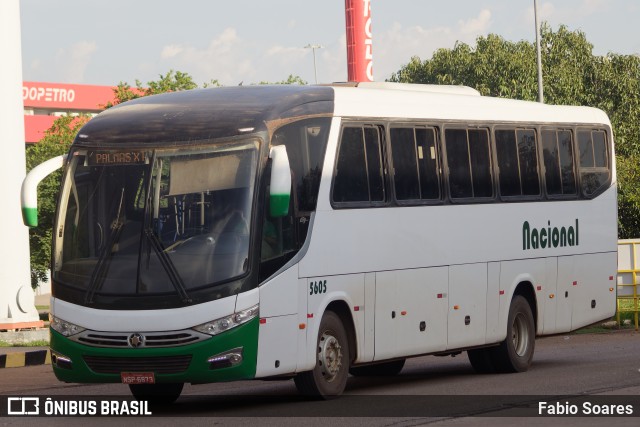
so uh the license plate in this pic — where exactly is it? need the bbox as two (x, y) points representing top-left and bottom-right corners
(120, 372), (155, 384)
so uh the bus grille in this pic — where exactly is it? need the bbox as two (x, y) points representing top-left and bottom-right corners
(83, 355), (192, 374)
(73, 330), (207, 348)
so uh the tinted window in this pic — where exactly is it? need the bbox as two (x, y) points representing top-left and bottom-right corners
(390, 128), (420, 200)
(445, 128), (492, 200)
(577, 129), (610, 197)
(541, 129), (576, 196)
(445, 129), (472, 199)
(390, 127), (440, 201)
(364, 127), (385, 202)
(495, 129), (539, 197)
(333, 126), (385, 204)
(495, 130), (520, 196)
(416, 128), (440, 200)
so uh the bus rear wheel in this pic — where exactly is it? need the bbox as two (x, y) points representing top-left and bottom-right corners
(492, 295), (535, 373)
(294, 311), (349, 399)
(129, 383), (184, 405)
(349, 359), (406, 376)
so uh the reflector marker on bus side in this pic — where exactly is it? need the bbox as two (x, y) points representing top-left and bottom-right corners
(354, 306), (361, 311)
(573, 281), (578, 286)
(299, 324), (306, 330)
(259, 318), (267, 325)
(437, 293), (447, 299)
(307, 313), (313, 318)
(401, 311), (407, 316)
(609, 276), (614, 281)
(549, 294), (555, 299)
(499, 290), (505, 295)
(537, 286), (542, 291)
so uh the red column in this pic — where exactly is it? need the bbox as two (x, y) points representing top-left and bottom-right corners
(345, 0), (373, 82)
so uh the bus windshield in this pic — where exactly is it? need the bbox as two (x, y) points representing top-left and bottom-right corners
(53, 140), (259, 305)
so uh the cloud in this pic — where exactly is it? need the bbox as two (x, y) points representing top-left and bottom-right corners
(161, 44), (184, 59)
(373, 10), (493, 81)
(158, 28), (253, 85)
(55, 40), (97, 83)
(458, 9), (492, 35)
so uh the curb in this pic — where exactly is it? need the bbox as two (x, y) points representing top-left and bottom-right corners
(0, 349), (51, 368)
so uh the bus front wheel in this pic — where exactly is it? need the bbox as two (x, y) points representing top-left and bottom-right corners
(294, 311), (349, 399)
(492, 295), (535, 373)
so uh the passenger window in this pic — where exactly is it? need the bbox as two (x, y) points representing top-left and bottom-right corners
(445, 128), (492, 200)
(333, 126), (385, 204)
(541, 129), (576, 197)
(577, 129), (610, 197)
(495, 129), (540, 197)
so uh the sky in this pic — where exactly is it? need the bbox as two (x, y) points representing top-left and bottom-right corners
(18, 0), (640, 87)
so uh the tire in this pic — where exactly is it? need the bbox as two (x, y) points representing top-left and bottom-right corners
(467, 348), (496, 374)
(491, 295), (535, 373)
(349, 359), (405, 377)
(129, 383), (184, 405)
(294, 311), (350, 399)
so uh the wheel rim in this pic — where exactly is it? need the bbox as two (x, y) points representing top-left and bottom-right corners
(318, 331), (342, 382)
(511, 312), (530, 357)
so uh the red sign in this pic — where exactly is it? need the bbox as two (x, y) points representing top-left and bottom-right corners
(345, 0), (373, 82)
(23, 115), (56, 143)
(22, 81), (114, 111)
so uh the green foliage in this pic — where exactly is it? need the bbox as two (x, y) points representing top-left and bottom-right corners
(257, 74), (308, 85)
(390, 24), (640, 238)
(26, 115), (89, 288)
(103, 70), (199, 108)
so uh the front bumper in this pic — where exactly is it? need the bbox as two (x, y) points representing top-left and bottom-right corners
(50, 317), (259, 384)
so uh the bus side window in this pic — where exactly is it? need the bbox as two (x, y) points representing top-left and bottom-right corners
(390, 126), (441, 202)
(542, 129), (577, 197)
(495, 128), (540, 198)
(577, 129), (610, 198)
(333, 126), (385, 205)
(445, 128), (492, 200)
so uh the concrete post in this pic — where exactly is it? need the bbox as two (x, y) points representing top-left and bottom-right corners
(0, 0), (42, 329)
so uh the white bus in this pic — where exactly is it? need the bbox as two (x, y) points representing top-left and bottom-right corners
(22, 83), (617, 401)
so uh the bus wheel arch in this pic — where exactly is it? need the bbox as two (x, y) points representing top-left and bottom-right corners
(512, 281), (538, 332)
(294, 308), (351, 398)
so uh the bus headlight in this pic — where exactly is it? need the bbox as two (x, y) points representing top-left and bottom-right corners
(50, 315), (86, 337)
(192, 304), (259, 336)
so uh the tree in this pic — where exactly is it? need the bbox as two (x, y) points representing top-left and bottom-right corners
(390, 24), (640, 238)
(103, 69), (199, 108)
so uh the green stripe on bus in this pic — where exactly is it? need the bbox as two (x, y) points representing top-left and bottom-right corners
(270, 194), (290, 217)
(22, 207), (38, 228)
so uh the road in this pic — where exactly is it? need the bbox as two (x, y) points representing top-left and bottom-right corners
(1, 329), (639, 426)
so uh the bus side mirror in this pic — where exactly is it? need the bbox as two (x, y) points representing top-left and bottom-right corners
(21, 154), (67, 227)
(268, 146), (291, 218)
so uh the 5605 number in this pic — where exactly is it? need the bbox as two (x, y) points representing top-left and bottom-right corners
(309, 280), (327, 295)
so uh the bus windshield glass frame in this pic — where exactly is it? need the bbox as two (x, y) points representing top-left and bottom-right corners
(52, 139), (260, 307)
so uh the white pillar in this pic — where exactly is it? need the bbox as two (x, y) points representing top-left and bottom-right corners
(0, 0), (41, 326)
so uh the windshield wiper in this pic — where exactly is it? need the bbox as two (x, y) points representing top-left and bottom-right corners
(143, 229), (193, 304)
(85, 188), (126, 304)
(137, 152), (192, 305)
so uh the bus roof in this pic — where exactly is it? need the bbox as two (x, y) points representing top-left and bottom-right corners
(73, 83), (611, 146)
(331, 84), (610, 127)
(73, 85), (334, 145)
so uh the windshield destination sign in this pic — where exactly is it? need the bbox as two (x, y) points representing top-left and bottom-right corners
(87, 151), (147, 166)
